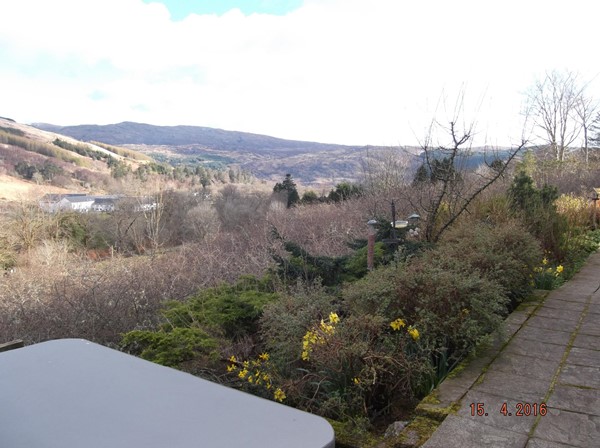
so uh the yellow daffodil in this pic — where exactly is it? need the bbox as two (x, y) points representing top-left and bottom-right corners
(542, 258), (548, 265)
(238, 368), (248, 379)
(227, 364), (237, 372)
(329, 312), (340, 324)
(258, 352), (270, 362)
(353, 377), (360, 385)
(556, 265), (564, 274)
(390, 318), (406, 331)
(274, 388), (286, 402)
(229, 355), (237, 363)
(408, 326), (420, 341)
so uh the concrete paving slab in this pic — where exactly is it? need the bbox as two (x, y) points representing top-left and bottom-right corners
(526, 438), (579, 447)
(513, 326), (572, 346)
(533, 307), (582, 322)
(526, 315), (575, 332)
(487, 352), (559, 382)
(542, 299), (587, 311)
(421, 414), (529, 448)
(505, 311), (533, 326)
(578, 319), (600, 337)
(546, 292), (590, 303)
(558, 364), (600, 388)
(532, 408), (600, 447)
(571, 333), (600, 351)
(502, 339), (566, 363)
(565, 347), (600, 368)
(473, 370), (549, 402)
(587, 303), (600, 315)
(457, 390), (540, 434)
(547, 385), (600, 416)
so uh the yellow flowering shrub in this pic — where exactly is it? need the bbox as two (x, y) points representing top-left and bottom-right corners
(226, 352), (285, 402)
(301, 312), (339, 361)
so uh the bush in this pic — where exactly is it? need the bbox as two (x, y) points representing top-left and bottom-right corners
(159, 276), (278, 340)
(121, 327), (218, 367)
(435, 220), (542, 305)
(259, 281), (338, 374)
(342, 247), (511, 408)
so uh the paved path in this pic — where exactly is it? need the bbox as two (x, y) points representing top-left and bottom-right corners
(422, 252), (600, 448)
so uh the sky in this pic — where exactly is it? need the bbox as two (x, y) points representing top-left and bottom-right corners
(1, 0), (599, 147)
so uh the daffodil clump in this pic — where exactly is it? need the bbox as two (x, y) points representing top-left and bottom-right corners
(390, 317), (420, 341)
(226, 353), (286, 402)
(302, 312), (340, 361)
(531, 256), (564, 290)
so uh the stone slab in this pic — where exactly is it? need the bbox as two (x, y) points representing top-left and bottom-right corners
(457, 390), (540, 434)
(513, 326), (572, 346)
(527, 315), (576, 333)
(547, 385), (600, 416)
(558, 364), (600, 388)
(503, 338), (566, 363)
(532, 407), (600, 447)
(542, 299), (587, 312)
(505, 311), (533, 326)
(473, 370), (549, 402)
(421, 414), (528, 448)
(578, 319), (600, 337)
(534, 307), (582, 322)
(487, 352), (558, 382)
(566, 347), (600, 368)
(587, 304), (600, 315)
(571, 333), (600, 351)
(526, 438), (579, 447)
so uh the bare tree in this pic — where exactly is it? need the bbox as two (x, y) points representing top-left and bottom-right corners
(577, 98), (600, 164)
(411, 117), (525, 243)
(525, 70), (587, 161)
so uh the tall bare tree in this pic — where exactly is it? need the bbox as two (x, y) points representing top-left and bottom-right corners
(525, 70), (587, 162)
(576, 96), (599, 164)
(411, 116), (525, 242)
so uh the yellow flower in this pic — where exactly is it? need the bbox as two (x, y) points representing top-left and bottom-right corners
(243, 360), (249, 368)
(556, 265), (564, 274)
(353, 377), (360, 385)
(390, 318), (406, 331)
(274, 388), (286, 402)
(542, 258), (548, 265)
(258, 352), (270, 362)
(301, 350), (310, 361)
(229, 355), (237, 363)
(238, 368), (248, 379)
(408, 326), (420, 341)
(227, 364), (237, 372)
(320, 320), (335, 334)
(329, 312), (340, 324)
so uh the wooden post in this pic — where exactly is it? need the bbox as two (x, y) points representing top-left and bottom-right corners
(592, 189), (599, 230)
(367, 220), (377, 271)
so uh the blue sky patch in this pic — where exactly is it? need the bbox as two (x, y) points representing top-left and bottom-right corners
(144, 0), (303, 20)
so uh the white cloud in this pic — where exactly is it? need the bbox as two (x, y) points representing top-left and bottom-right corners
(0, 0), (599, 145)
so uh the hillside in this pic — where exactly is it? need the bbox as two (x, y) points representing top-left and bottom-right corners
(0, 118), (154, 200)
(32, 121), (416, 185)
(32, 122), (357, 153)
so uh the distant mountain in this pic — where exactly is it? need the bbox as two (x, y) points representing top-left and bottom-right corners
(30, 121), (422, 185)
(31, 122), (358, 154)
